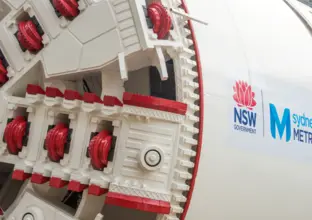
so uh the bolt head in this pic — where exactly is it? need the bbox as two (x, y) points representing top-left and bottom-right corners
(23, 213), (34, 220)
(145, 150), (161, 166)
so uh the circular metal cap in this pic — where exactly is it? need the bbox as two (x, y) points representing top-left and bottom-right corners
(23, 213), (35, 220)
(18, 206), (44, 220)
(139, 146), (164, 171)
(144, 150), (161, 167)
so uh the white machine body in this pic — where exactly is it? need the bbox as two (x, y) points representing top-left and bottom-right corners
(0, 0), (310, 220)
(187, 0), (312, 219)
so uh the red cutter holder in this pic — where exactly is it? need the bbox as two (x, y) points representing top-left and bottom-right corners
(147, 2), (172, 39)
(4, 116), (28, 155)
(88, 130), (112, 170)
(45, 123), (70, 162)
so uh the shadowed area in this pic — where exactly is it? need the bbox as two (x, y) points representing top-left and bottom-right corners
(102, 204), (157, 220)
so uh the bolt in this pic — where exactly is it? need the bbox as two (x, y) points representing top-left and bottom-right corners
(150, 154), (157, 162)
(23, 213), (34, 220)
(145, 150), (161, 167)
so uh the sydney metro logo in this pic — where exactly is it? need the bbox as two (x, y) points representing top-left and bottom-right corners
(233, 81), (257, 134)
(270, 104), (312, 143)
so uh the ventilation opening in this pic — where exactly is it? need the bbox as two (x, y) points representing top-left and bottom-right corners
(0, 49), (9, 85)
(124, 60), (176, 100)
(124, 66), (150, 96)
(15, 107), (30, 147)
(82, 73), (102, 97)
(62, 190), (82, 210)
(298, 0), (312, 7)
(102, 205), (157, 220)
(150, 60), (176, 100)
(15, 10), (31, 22)
(7, 62), (44, 97)
(74, 192), (106, 220)
(0, 1), (11, 21)
(108, 135), (117, 162)
(0, 50), (8, 70)
(12, 106), (28, 118)
(0, 162), (25, 212)
(31, 184), (76, 216)
(52, 113), (70, 127)
(145, 0), (158, 4)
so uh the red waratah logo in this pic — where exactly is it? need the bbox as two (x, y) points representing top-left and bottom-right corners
(233, 81), (257, 110)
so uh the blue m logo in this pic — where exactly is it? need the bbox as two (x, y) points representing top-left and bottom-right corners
(269, 104), (291, 142)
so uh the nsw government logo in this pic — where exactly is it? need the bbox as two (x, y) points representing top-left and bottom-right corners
(269, 104), (312, 144)
(233, 81), (257, 134)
